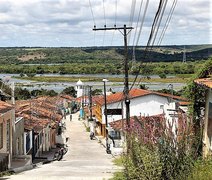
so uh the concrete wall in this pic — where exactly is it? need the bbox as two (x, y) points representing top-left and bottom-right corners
(42, 125), (51, 152)
(13, 117), (24, 156)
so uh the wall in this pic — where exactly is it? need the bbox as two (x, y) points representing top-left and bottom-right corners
(13, 117), (24, 156)
(42, 125), (51, 152)
(100, 94), (168, 124)
(0, 109), (14, 168)
(203, 88), (212, 157)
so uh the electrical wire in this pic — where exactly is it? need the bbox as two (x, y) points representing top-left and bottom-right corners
(102, 0), (106, 46)
(111, 0), (118, 46)
(130, 0), (167, 90)
(128, 0), (137, 45)
(157, 0), (177, 45)
(131, 0), (144, 61)
(151, 0), (168, 46)
(88, 0), (96, 26)
(102, 0), (106, 26)
(135, 0), (150, 47)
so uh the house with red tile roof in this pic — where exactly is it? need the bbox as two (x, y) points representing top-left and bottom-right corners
(15, 96), (64, 160)
(108, 114), (165, 155)
(0, 100), (14, 171)
(194, 78), (212, 157)
(95, 88), (188, 137)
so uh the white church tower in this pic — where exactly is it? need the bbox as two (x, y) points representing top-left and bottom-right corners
(75, 79), (84, 98)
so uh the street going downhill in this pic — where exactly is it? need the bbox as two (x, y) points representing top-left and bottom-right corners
(6, 112), (120, 180)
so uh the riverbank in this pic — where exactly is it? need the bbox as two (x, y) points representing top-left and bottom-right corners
(13, 75), (191, 84)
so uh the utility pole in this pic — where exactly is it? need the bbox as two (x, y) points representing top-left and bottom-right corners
(88, 85), (93, 121)
(93, 25), (133, 129)
(183, 45), (186, 63)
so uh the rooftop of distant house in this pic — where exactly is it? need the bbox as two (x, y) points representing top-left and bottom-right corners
(0, 100), (13, 114)
(95, 88), (187, 106)
(194, 78), (212, 88)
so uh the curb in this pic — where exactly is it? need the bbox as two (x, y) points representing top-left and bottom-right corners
(9, 159), (55, 174)
(9, 164), (35, 173)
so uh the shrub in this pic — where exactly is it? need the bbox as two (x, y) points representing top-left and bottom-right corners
(188, 157), (212, 180)
(122, 114), (196, 180)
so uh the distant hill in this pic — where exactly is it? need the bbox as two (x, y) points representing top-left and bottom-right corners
(0, 44), (211, 64)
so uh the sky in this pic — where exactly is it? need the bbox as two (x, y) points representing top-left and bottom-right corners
(0, 0), (211, 47)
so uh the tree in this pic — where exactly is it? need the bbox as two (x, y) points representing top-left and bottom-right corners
(183, 59), (212, 156)
(139, 84), (149, 90)
(15, 88), (31, 100)
(92, 88), (103, 96)
(61, 86), (77, 97)
(159, 73), (167, 79)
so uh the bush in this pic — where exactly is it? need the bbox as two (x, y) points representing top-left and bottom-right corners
(159, 73), (167, 79)
(188, 158), (212, 180)
(121, 115), (196, 180)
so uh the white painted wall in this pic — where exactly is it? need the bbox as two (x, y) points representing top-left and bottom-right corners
(100, 94), (169, 124)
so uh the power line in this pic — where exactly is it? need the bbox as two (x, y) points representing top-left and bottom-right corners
(111, 0), (118, 46)
(151, 0), (168, 46)
(130, 0), (168, 90)
(157, 0), (177, 45)
(132, 0), (144, 61)
(102, 0), (106, 26)
(135, 0), (150, 47)
(128, 0), (137, 44)
(115, 0), (118, 26)
(88, 0), (96, 26)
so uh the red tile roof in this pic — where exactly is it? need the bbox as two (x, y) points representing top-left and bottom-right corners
(60, 94), (75, 101)
(194, 78), (212, 88)
(96, 88), (187, 106)
(109, 114), (164, 131)
(0, 101), (13, 113)
(178, 101), (190, 106)
(15, 96), (66, 132)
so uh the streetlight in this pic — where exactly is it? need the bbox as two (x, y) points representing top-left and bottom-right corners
(103, 79), (111, 154)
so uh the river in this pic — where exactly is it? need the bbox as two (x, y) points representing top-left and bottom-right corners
(0, 73), (185, 93)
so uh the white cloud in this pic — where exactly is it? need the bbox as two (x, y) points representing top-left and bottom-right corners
(0, 0), (211, 46)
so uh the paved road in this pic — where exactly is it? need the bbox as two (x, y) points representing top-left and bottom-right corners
(6, 112), (120, 180)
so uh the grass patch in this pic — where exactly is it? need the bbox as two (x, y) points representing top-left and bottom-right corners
(13, 76), (188, 83)
(113, 156), (124, 166)
(188, 157), (212, 180)
(0, 171), (14, 177)
(110, 172), (126, 180)
(176, 74), (194, 78)
(110, 156), (125, 180)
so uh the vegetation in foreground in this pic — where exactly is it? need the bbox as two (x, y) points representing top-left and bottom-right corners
(111, 60), (212, 180)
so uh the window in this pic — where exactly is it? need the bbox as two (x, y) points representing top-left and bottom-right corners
(0, 123), (3, 149)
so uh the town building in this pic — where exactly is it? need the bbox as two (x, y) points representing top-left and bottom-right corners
(0, 101), (14, 171)
(95, 88), (187, 137)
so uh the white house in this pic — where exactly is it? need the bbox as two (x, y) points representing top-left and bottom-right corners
(95, 88), (187, 137)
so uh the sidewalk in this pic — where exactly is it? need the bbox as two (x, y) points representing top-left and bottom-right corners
(6, 111), (122, 179)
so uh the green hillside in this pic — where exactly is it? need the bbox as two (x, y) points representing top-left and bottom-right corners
(0, 45), (211, 65)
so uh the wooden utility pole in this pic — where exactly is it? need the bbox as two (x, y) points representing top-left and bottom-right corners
(93, 25), (133, 129)
(88, 85), (93, 120)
